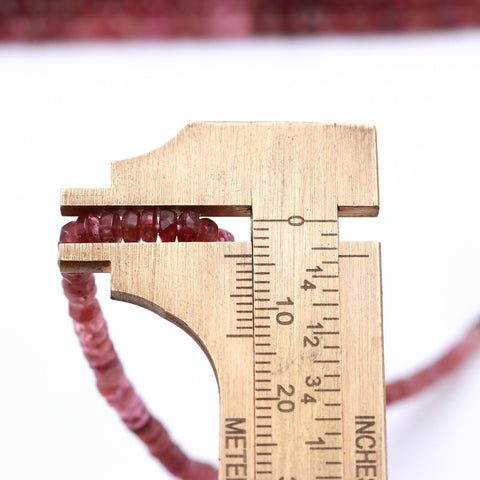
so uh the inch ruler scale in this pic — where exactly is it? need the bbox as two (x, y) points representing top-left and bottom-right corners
(59, 122), (387, 480)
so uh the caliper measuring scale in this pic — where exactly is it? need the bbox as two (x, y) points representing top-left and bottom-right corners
(59, 122), (387, 480)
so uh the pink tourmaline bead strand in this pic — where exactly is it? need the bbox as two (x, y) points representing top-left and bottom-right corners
(66, 209), (227, 244)
(386, 319), (480, 405)
(60, 209), (232, 480)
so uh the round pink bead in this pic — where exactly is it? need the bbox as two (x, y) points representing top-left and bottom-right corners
(198, 218), (218, 242)
(217, 228), (235, 242)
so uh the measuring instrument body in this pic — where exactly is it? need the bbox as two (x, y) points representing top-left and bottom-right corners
(60, 122), (387, 480)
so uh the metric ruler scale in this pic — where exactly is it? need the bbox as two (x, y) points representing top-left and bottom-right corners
(59, 122), (387, 480)
(251, 217), (342, 480)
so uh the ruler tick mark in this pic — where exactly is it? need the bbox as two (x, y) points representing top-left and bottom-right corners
(311, 447), (342, 450)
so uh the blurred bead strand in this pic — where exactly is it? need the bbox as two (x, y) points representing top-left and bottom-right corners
(386, 318), (480, 405)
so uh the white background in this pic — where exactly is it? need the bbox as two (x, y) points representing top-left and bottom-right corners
(0, 31), (479, 479)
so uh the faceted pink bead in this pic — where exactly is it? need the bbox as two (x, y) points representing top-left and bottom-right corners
(141, 210), (158, 242)
(198, 218), (218, 242)
(85, 213), (101, 242)
(74, 314), (104, 337)
(122, 210), (141, 242)
(85, 347), (117, 369)
(59, 221), (76, 244)
(99, 212), (122, 243)
(82, 336), (113, 357)
(62, 273), (95, 297)
(69, 298), (101, 323)
(98, 373), (129, 399)
(159, 210), (177, 242)
(95, 360), (124, 389)
(74, 215), (88, 242)
(217, 228), (235, 242)
(121, 398), (150, 431)
(63, 281), (97, 305)
(177, 210), (200, 242)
